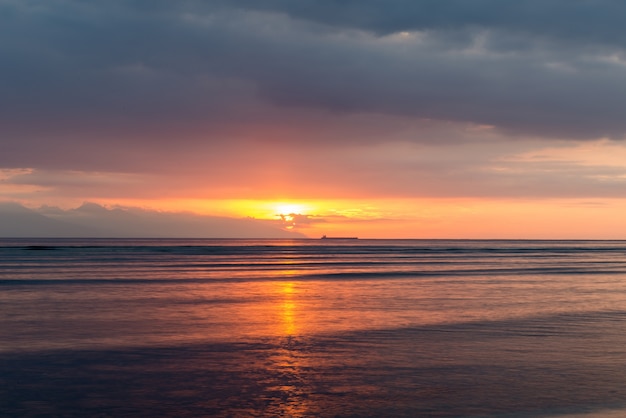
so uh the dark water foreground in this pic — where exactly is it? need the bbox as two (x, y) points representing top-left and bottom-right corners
(3, 314), (626, 417)
(3, 239), (626, 416)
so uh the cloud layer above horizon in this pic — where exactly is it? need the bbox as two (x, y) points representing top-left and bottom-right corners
(3, 0), (626, 213)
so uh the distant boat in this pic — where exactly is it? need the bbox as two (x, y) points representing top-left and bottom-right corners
(320, 235), (358, 240)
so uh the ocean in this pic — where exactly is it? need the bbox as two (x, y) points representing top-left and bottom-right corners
(2, 238), (626, 417)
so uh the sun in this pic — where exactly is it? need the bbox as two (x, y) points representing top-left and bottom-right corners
(273, 202), (309, 216)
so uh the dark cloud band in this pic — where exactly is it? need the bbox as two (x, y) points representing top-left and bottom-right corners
(2, 0), (626, 173)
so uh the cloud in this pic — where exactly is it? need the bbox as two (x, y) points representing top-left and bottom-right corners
(2, 0), (626, 166)
(276, 213), (326, 229)
(5, 137), (626, 203)
(224, 0), (626, 46)
(3, 0), (626, 209)
(0, 201), (306, 238)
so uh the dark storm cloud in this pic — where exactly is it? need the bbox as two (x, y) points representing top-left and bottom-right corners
(223, 0), (626, 47)
(2, 0), (626, 171)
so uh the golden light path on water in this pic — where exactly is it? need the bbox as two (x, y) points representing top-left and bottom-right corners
(267, 280), (313, 417)
(280, 281), (298, 336)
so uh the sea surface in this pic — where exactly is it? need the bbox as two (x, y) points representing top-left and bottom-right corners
(2, 239), (626, 417)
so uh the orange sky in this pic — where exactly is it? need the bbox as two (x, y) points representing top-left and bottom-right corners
(157, 198), (626, 239)
(4, 137), (626, 238)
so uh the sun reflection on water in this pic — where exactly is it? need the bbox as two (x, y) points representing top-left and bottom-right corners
(266, 280), (317, 416)
(279, 282), (298, 336)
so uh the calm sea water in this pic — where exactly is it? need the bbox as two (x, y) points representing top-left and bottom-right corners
(2, 239), (626, 417)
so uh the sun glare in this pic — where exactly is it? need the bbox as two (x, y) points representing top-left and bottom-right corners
(273, 202), (309, 216)
(224, 200), (317, 219)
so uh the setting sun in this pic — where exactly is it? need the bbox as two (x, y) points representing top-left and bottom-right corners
(272, 202), (310, 216)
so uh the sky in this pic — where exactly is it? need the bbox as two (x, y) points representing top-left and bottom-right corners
(3, 0), (626, 238)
